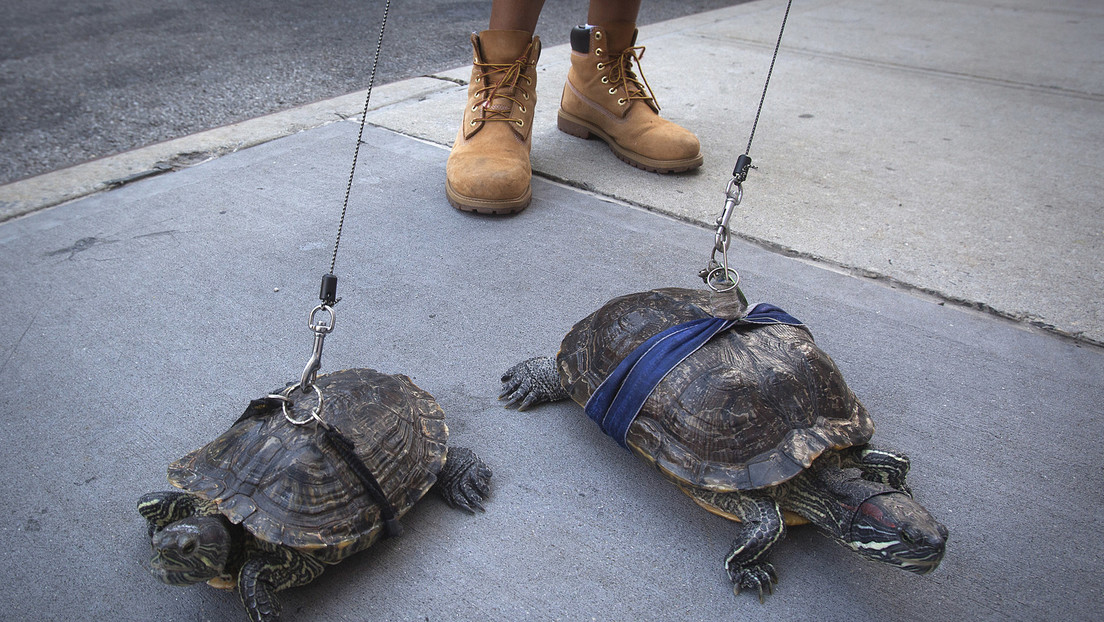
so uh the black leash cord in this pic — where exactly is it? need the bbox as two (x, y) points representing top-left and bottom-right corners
(703, 0), (794, 291)
(734, 0), (793, 181)
(329, 0), (392, 280)
(300, 0), (392, 389)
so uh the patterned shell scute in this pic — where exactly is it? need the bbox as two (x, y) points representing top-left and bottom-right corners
(558, 288), (873, 492)
(168, 368), (448, 563)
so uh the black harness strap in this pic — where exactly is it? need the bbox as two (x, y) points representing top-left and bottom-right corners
(318, 421), (404, 537)
(233, 396), (404, 538)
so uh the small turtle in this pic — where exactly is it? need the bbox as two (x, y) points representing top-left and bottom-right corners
(501, 287), (947, 600)
(138, 368), (491, 621)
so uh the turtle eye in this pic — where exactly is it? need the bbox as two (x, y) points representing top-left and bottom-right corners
(181, 540), (197, 555)
(898, 529), (916, 546)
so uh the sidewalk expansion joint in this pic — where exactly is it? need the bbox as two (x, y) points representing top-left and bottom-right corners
(698, 33), (1104, 101)
(534, 168), (1103, 351)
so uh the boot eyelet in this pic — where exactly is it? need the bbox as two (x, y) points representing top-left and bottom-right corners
(470, 120), (478, 126)
(515, 120), (525, 127)
(595, 31), (602, 40)
(595, 47), (603, 56)
(471, 105), (478, 112)
(618, 98), (627, 106)
(601, 77), (609, 84)
(519, 106), (526, 113)
(523, 92), (530, 100)
(609, 87), (617, 95)
(596, 62), (604, 70)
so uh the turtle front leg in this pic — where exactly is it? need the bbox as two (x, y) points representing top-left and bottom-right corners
(137, 490), (216, 537)
(844, 444), (913, 496)
(434, 446), (492, 513)
(238, 546), (325, 622)
(690, 489), (785, 602)
(500, 356), (569, 410)
(723, 493), (786, 602)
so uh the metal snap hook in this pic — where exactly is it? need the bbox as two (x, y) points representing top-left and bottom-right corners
(299, 304), (335, 393)
(700, 178), (746, 291)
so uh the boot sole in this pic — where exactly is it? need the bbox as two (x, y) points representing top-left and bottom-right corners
(446, 180), (531, 215)
(557, 111), (704, 174)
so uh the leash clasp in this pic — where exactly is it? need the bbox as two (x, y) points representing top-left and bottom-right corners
(299, 304), (335, 393)
(700, 178), (743, 292)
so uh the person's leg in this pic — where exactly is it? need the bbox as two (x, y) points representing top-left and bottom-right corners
(445, 1), (545, 214)
(488, 0), (546, 34)
(586, 0), (641, 50)
(586, 0), (642, 30)
(558, 0), (703, 173)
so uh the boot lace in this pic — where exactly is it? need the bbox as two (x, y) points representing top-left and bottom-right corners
(605, 46), (659, 110)
(472, 42), (536, 127)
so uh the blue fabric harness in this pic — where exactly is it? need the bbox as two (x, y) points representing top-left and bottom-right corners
(583, 303), (803, 449)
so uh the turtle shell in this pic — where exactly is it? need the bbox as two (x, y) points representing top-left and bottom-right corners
(558, 288), (873, 492)
(167, 368), (448, 564)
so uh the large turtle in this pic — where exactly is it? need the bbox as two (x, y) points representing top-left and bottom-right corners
(138, 368), (491, 621)
(501, 287), (947, 599)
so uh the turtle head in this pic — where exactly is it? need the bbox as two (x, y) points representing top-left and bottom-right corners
(848, 492), (948, 574)
(148, 515), (234, 585)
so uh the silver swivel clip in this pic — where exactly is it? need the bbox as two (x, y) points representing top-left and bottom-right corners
(299, 303), (335, 393)
(700, 154), (754, 293)
(278, 274), (340, 425)
(700, 178), (743, 292)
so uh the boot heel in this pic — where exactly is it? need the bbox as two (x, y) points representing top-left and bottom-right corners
(557, 113), (592, 139)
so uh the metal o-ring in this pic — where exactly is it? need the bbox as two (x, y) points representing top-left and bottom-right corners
(281, 384), (324, 425)
(706, 266), (741, 293)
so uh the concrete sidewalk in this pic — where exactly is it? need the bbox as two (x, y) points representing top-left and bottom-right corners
(370, 0), (1104, 345)
(1, 1), (1103, 621)
(4, 0), (1100, 345)
(4, 120), (1102, 621)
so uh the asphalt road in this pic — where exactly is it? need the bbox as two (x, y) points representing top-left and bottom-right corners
(0, 0), (746, 186)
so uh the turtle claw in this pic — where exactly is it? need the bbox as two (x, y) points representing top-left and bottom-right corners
(499, 366), (536, 410)
(437, 447), (492, 514)
(471, 469), (492, 498)
(500, 357), (567, 411)
(455, 469), (492, 513)
(457, 482), (486, 513)
(518, 392), (540, 412)
(728, 562), (779, 603)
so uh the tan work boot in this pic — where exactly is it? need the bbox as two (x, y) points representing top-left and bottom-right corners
(446, 30), (541, 214)
(558, 23), (702, 173)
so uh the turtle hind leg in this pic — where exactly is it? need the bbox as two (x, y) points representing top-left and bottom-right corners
(844, 445), (913, 496)
(500, 356), (569, 410)
(238, 546), (325, 622)
(689, 489), (785, 602)
(434, 446), (492, 513)
(137, 490), (216, 537)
